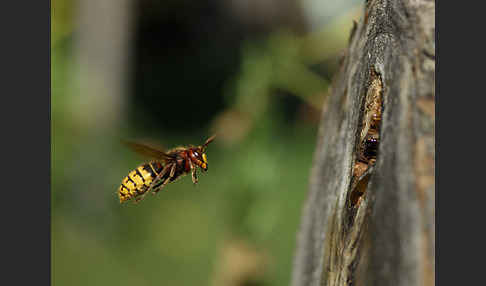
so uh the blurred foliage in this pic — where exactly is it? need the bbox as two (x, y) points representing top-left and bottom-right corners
(51, 0), (74, 47)
(52, 1), (361, 286)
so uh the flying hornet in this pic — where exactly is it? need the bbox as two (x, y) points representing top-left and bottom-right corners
(118, 135), (216, 203)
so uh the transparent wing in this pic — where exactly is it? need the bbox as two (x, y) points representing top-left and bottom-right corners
(121, 140), (172, 160)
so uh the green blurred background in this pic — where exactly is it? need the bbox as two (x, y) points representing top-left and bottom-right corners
(52, 0), (361, 285)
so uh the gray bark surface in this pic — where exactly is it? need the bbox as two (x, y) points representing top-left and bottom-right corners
(291, 1), (435, 286)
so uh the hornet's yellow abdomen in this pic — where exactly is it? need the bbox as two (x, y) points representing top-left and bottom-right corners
(118, 161), (163, 203)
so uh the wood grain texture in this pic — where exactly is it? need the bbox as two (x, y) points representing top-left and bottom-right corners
(291, 0), (434, 285)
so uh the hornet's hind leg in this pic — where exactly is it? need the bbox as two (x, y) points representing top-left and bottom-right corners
(152, 176), (172, 195)
(133, 163), (172, 203)
(152, 163), (177, 194)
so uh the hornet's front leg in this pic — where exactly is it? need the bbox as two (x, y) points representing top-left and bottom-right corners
(188, 159), (198, 184)
(191, 168), (198, 184)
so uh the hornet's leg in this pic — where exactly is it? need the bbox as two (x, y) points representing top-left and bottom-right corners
(134, 195), (144, 204)
(169, 162), (176, 178)
(152, 176), (172, 194)
(188, 159), (198, 184)
(145, 163), (171, 195)
(134, 185), (152, 204)
(153, 163), (177, 194)
(191, 168), (198, 184)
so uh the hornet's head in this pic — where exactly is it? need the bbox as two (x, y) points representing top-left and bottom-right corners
(192, 147), (209, 171)
(194, 134), (216, 172)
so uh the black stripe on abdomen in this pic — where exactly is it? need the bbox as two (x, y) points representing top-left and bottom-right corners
(135, 168), (146, 183)
(121, 183), (130, 190)
(126, 176), (136, 185)
(144, 164), (157, 178)
(145, 162), (163, 177)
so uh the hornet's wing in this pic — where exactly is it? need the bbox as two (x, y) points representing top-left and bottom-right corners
(121, 140), (173, 160)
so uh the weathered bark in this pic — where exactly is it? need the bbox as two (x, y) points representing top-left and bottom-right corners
(291, 0), (434, 286)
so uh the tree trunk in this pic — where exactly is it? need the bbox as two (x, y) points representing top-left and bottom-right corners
(291, 0), (435, 286)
